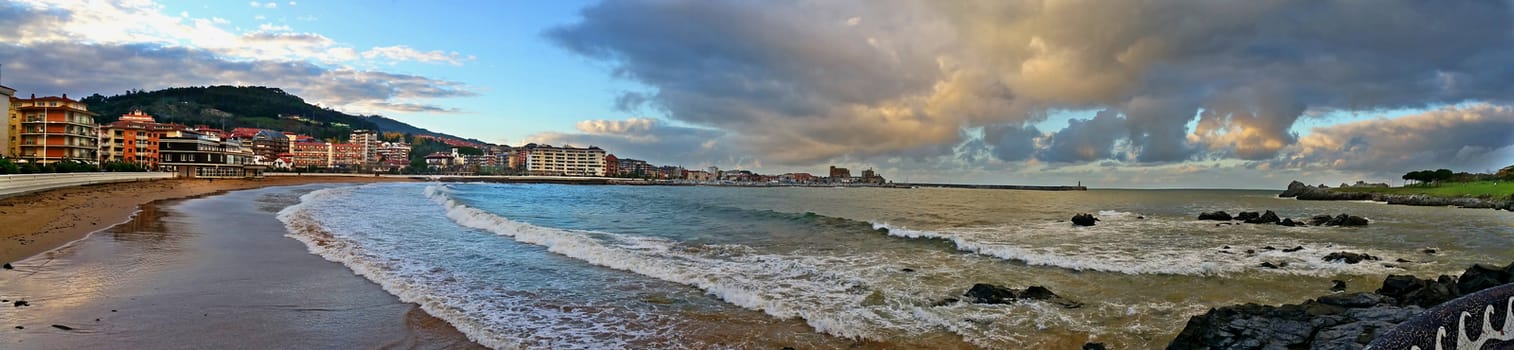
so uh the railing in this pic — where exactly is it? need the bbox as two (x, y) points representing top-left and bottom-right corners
(0, 172), (177, 198)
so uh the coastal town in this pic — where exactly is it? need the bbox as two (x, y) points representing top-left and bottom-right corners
(0, 85), (890, 186)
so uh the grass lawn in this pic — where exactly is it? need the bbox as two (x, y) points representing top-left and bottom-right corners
(1331, 180), (1514, 199)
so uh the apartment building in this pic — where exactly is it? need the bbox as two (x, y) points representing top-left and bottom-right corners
(14, 94), (98, 164)
(291, 142), (332, 168)
(98, 110), (184, 169)
(519, 143), (605, 176)
(350, 129), (378, 165)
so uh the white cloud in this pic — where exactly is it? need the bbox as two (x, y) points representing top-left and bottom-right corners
(361, 45), (474, 66)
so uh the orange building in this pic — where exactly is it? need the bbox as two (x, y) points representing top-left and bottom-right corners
(15, 94), (98, 164)
(99, 110), (184, 169)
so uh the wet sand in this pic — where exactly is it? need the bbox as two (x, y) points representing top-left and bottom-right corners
(0, 176), (416, 263)
(0, 184), (483, 349)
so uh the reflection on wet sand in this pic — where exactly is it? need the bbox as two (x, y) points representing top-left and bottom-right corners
(0, 185), (481, 349)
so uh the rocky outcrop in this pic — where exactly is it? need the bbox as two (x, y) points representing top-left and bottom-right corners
(1235, 211), (1260, 221)
(1167, 261), (1514, 349)
(1071, 213), (1098, 226)
(1244, 210), (1281, 224)
(1279, 180), (1514, 211)
(1323, 251), (1379, 264)
(962, 284), (1082, 308)
(1197, 211), (1233, 221)
(1323, 214), (1370, 227)
(1278, 180), (1312, 198)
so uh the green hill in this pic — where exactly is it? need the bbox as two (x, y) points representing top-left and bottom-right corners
(80, 86), (479, 143)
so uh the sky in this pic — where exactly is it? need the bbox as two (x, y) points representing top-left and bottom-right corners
(2, 0), (1512, 188)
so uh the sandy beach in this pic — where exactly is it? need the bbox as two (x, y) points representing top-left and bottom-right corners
(0, 182), (484, 349)
(0, 175), (416, 263)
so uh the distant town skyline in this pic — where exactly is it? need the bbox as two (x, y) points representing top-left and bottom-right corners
(2, 0), (1512, 188)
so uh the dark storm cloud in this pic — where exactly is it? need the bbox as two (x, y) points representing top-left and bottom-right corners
(981, 124), (1040, 162)
(549, 0), (1514, 173)
(1035, 110), (1127, 163)
(1273, 104), (1514, 175)
(0, 42), (472, 114)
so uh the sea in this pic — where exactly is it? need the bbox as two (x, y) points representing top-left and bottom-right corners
(274, 182), (1514, 349)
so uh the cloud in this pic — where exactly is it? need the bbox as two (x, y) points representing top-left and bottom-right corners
(249, 1), (276, 9)
(0, 0), (475, 115)
(0, 42), (472, 115)
(548, 0), (1514, 173)
(527, 118), (731, 167)
(4, 1), (470, 66)
(1271, 104), (1514, 175)
(361, 45), (474, 66)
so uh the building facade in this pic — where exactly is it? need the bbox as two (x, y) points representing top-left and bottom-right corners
(350, 129), (378, 167)
(250, 129), (291, 165)
(519, 144), (606, 176)
(0, 85), (13, 157)
(15, 95), (99, 164)
(158, 130), (263, 178)
(376, 141), (411, 170)
(291, 142), (332, 168)
(331, 143), (365, 168)
(98, 110), (183, 169)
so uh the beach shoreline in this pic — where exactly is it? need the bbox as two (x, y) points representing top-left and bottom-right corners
(0, 176), (417, 263)
(0, 184), (482, 349)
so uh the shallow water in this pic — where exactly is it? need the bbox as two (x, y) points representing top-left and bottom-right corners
(277, 183), (1514, 349)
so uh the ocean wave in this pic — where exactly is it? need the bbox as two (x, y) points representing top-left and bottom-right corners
(423, 185), (905, 340)
(870, 221), (1406, 277)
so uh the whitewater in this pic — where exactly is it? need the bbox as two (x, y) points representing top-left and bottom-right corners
(275, 182), (1514, 349)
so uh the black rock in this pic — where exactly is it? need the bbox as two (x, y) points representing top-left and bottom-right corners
(1246, 249), (1255, 254)
(1236, 211), (1261, 221)
(1222, 245), (1231, 249)
(962, 284), (1081, 308)
(1455, 264), (1511, 295)
(1279, 180), (1310, 197)
(1262, 246), (1276, 251)
(1244, 210), (1281, 224)
(2, 263), (11, 270)
(782, 347), (796, 350)
(1197, 211), (1233, 221)
(13, 326), (21, 329)
(1308, 215), (1334, 226)
(51, 324), (73, 331)
(1136, 216), (1145, 220)
(1278, 218), (1298, 227)
(1283, 246), (1305, 253)
(13, 300), (28, 307)
(1323, 214), (1370, 227)
(1323, 252), (1379, 264)
(1260, 262), (1281, 269)
(901, 268), (915, 272)
(1316, 292), (1383, 308)
(1071, 213), (1098, 226)
(1083, 342), (1107, 350)
(1395, 258), (1412, 263)
(1331, 280), (1347, 292)
(1422, 248), (1438, 255)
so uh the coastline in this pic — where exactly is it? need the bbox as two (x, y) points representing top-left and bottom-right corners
(0, 185), (482, 349)
(1278, 181), (1514, 211)
(0, 176), (416, 263)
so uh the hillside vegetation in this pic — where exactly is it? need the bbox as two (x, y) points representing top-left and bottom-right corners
(1332, 181), (1514, 199)
(80, 86), (477, 143)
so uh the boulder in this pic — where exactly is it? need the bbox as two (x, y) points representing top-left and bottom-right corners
(12, 300), (28, 307)
(1323, 214), (1370, 227)
(962, 284), (1081, 308)
(1331, 280), (1347, 292)
(1170, 260), (1514, 349)
(1245, 210), (1281, 224)
(1323, 252), (1379, 264)
(51, 324), (73, 331)
(2, 263), (11, 270)
(1070, 213), (1098, 226)
(1282, 246), (1305, 253)
(1260, 262), (1282, 269)
(1454, 264), (1511, 295)
(1236, 211), (1261, 221)
(1278, 180), (1311, 197)
(1197, 211), (1233, 221)
(1308, 215), (1334, 226)
(1277, 218), (1298, 227)
(1082, 343), (1107, 350)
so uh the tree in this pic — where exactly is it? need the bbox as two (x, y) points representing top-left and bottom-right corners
(1434, 169), (1453, 183)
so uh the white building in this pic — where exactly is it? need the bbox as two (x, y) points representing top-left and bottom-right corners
(350, 129), (379, 165)
(519, 143), (606, 176)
